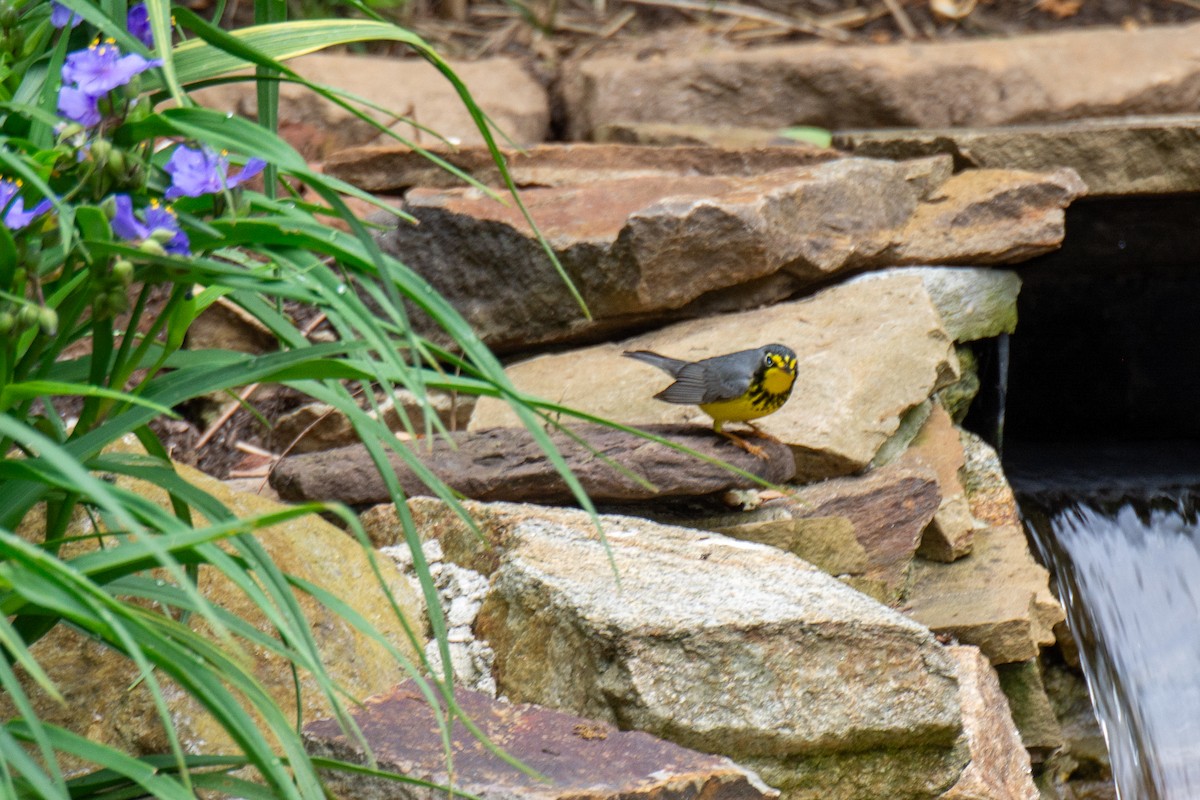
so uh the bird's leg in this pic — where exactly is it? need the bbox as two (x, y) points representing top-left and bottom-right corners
(714, 422), (769, 460)
(744, 421), (782, 443)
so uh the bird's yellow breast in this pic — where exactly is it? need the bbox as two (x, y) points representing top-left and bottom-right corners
(700, 395), (772, 425)
(700, 366), (796, 426)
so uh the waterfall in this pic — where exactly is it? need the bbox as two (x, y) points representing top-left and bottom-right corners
(1024, 496), (1200, 799)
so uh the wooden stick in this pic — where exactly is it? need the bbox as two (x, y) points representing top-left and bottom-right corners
(621, 0), (852, 41)
(882, 0), (920, 39)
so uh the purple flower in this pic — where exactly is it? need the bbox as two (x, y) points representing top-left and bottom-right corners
(1, 179), (53, 231)
(110, 195), (190, 255)
(127, 4), (154, 49)
(61, 41), (162, 97)
(51, 2), (84, 28)
(164, 145), (266, 200)
(57, 86), (102, 127)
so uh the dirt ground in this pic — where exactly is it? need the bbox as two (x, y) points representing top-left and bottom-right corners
(215, 0), (1200, 62)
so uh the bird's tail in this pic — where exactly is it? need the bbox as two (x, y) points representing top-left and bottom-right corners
(622, 349), (689, 378)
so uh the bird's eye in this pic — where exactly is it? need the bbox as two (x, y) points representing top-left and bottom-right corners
(764, 354), (775, 368)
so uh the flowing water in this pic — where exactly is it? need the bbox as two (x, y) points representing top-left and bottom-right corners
(1021, 488), (1200, 799)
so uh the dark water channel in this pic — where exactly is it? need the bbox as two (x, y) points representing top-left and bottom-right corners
(982, 195), (1200, 798)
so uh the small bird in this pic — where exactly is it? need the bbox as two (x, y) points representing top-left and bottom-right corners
(623, 343), (798, 458)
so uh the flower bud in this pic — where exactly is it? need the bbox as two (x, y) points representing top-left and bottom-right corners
(6, 27), (23, 57)
(106, 288), (129, 315)
(100, 195), (118, 219)
(16, 304), (38, 330)
(105, 148), (128, 181)
(56, 122), (86, 141)
(0, 1), (18, 29)
(138, 239), (166, 257)
(37, 307), (58, 335)
(148, 227), (178, 245)
(112, 259), (134, 286)
(0, 311), (13, 335)
(90, 138), (113, 164)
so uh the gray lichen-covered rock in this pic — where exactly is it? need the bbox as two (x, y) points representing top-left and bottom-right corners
(386, 498), (970, 798)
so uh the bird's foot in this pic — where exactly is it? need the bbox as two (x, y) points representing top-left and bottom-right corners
(720, 430), (769, 460)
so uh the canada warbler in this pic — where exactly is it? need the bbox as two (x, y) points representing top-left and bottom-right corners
(623, 343), (798, 458)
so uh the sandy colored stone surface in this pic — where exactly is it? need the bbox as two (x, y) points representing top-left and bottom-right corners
(470, 273), (959, 480)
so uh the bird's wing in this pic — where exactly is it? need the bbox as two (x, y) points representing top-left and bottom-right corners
(655, 361), (751, 405)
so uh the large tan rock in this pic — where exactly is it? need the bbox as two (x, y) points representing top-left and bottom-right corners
(379, 156), (1081, 351)
(194, 53), (549, 159)
(2, 461), (425, 770)
(397, 498), (968, 798)
(470, 273), (960, 480)
(561, 24), (1200, 138)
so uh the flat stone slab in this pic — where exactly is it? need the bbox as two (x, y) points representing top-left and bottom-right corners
(372, 154), (1081, 352)
(270, 424), (795, 506)
(470, 274), (960, 480)
(325, 142), (836, 193)
(561, 23), (1200, 138)
(835, 115), (1200, 197)
(304, 680), (778, 799)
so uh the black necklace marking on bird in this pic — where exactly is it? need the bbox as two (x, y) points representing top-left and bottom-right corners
(623, 343), (798, 459)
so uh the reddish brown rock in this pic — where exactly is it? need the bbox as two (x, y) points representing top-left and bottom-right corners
(270, 424), (795, 506)
(899, 404), (977, 562)
(304, 681), (778, 799)
(376, 156), (1081, 352)
(706, 459), (941, 602)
